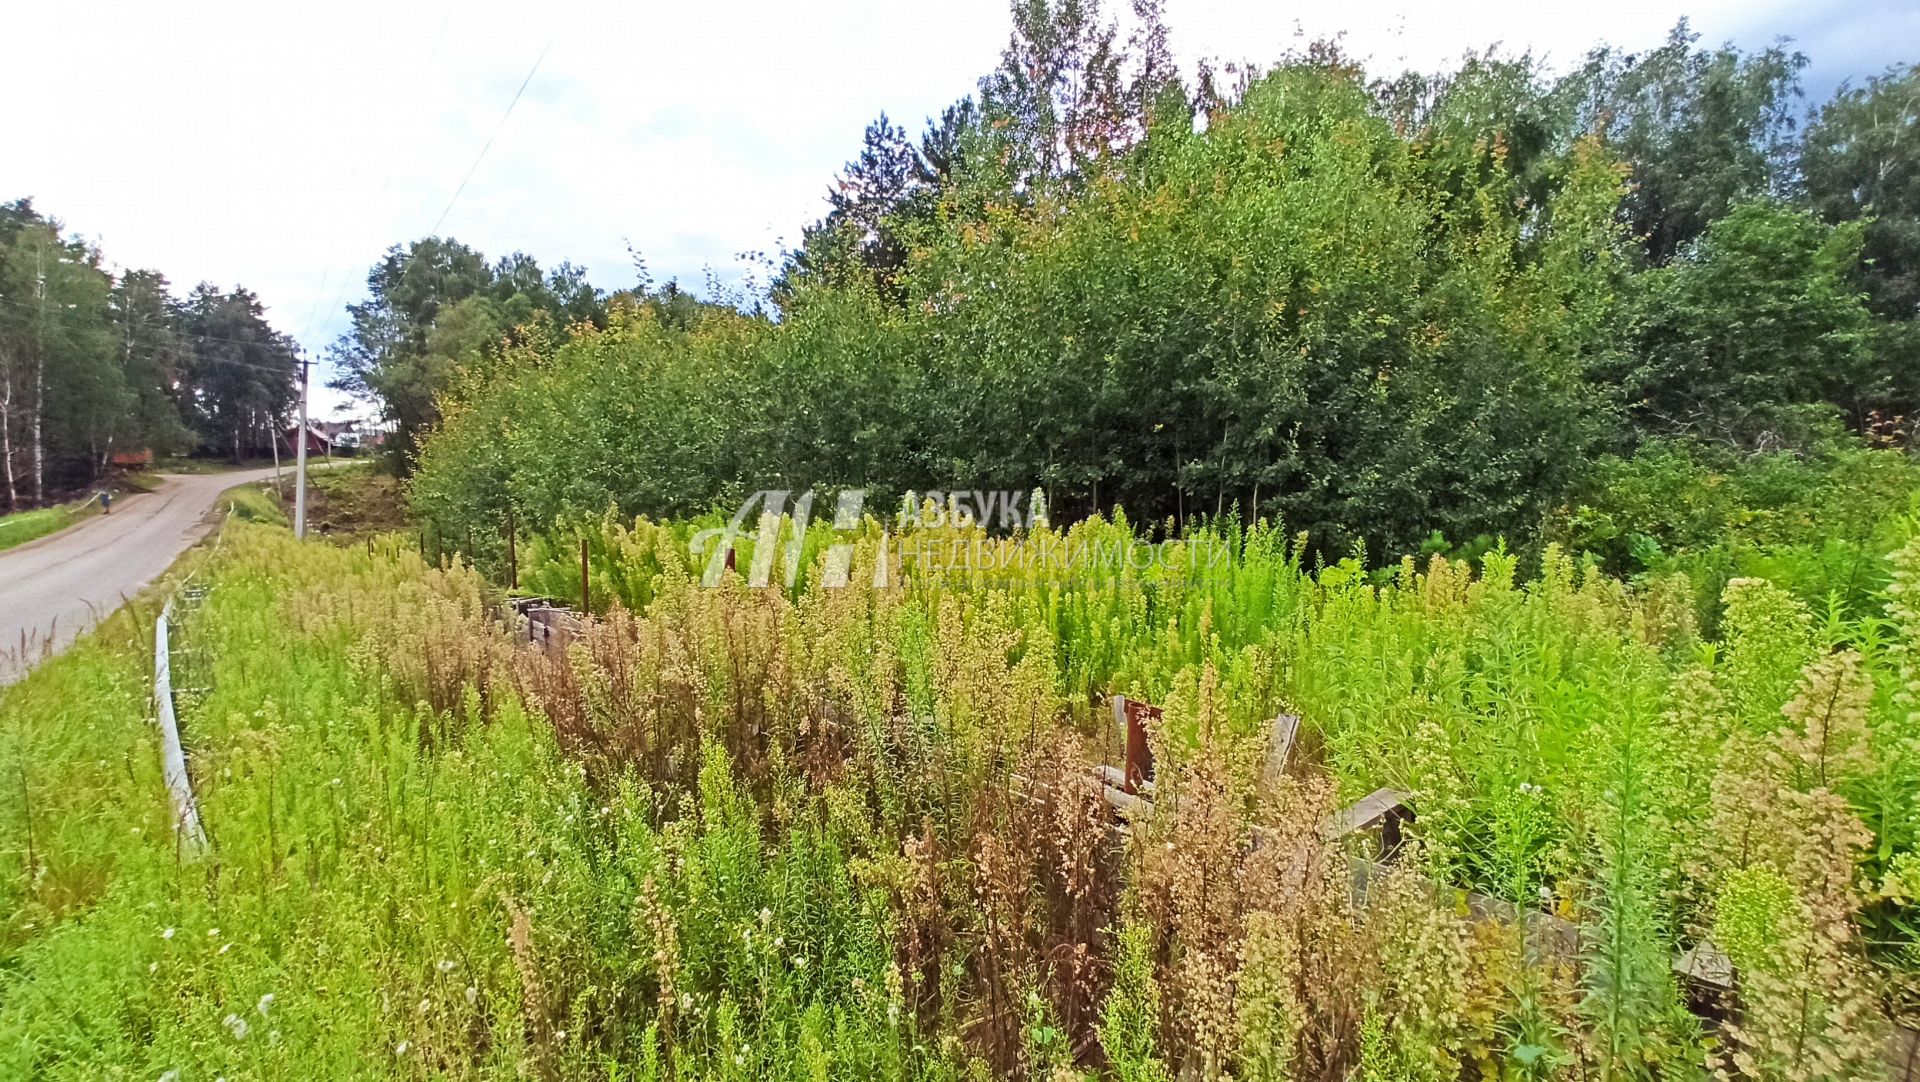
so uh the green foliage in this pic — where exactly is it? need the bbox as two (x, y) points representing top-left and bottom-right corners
(1099, 922), (1171, 1082)
(416, 49), (1631, 564)
(1633, 201), (1878, 443)
(328, 237), (615, 471)
(1553, 437), (1920, 629)
(1568, 21), (1807, 265)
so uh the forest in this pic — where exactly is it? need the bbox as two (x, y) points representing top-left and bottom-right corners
(0, 201), (305, 505)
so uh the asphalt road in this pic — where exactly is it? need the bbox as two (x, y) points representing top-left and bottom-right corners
(0, 468), (289, 685)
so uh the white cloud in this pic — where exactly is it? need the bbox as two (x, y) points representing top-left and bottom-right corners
(5, 0), (1910, 422)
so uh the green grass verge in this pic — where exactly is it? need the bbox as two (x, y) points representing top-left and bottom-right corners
(0, 503), (92, 553)
(0, 474), (171, 553)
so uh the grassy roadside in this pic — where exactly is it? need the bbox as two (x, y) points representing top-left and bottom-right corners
(0, 523), (623, 1079)
(0, 504), (89, 552)
(0, 474), (164, 554)
(0, 522), (917, 1080)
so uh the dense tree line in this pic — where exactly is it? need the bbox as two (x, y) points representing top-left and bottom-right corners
(0, 200), (301, 508)
(326, 239), (614, 468)
(381, 6), (1919, 563)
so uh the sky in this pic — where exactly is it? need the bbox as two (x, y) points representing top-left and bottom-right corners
(6, 0), (1916, 420)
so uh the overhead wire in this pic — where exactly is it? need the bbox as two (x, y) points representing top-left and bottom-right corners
(429, 31), (557, 237)
(0, 294), (303, 375)
(296, 2), (456, 352)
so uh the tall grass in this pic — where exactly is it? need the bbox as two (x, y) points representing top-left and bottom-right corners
(4, 515), (1918, 1077)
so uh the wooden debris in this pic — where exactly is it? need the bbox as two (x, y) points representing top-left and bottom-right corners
(1262, 712), (1301, 787)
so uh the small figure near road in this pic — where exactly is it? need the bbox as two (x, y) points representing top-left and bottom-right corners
(99, 491), (111, 515)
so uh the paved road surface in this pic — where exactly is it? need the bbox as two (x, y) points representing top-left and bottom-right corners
(0, 468), (289, 685)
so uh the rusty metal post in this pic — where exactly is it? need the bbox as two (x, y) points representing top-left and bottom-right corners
(1115, 695), (1158, 795)
(506, 507), (518, 589)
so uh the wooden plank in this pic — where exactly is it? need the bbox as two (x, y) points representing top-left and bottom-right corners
(1102, 783), (1153, 818)
(1319, 787), (1409, 842)
(1262, 712), (1301, 787)
(1096, 763), (1155, 797)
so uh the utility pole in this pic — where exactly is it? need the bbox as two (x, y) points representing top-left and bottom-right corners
(294, 353), (309, 540)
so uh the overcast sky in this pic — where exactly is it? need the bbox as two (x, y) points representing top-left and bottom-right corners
(7, 0), (1915, 418)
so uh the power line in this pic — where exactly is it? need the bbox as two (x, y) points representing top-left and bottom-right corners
(430, 32), (556, 237)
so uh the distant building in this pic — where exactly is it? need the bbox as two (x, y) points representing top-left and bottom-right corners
(283, 424), (335, 456)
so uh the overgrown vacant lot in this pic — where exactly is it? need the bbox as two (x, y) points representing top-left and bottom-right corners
(6, 516), (1920, 1079)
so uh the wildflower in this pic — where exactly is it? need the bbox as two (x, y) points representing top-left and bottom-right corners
(149, 962), (158, 974)
(417, 998), (430, 1015)
(437, 958), (457, 973)
(159, 1071), (181, 1082)
(795, 955), (809, 970)
(207, 927), (220, 938)
(161, 927), (175, 940)
(256, 993), (273, 1017)
(465, 985), (478, 1005)
(218, 943), (231, 954)
(773, 936), (784, 949)
(223, 1013), (250, 1040)
(395, 1040), (411, 1056)
(758, 906), (773, 926)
